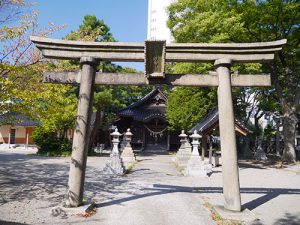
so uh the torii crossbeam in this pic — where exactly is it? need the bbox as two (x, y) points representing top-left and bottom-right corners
(31, 36), (286, 212)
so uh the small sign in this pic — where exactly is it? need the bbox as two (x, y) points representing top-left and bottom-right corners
(145, 40), (166, 79)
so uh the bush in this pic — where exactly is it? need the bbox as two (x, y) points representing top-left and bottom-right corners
(33, 126), (72, 156)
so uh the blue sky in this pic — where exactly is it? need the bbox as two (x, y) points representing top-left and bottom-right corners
(33, 0), (148, 70)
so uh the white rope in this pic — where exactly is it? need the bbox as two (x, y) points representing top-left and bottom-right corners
(144, 124), (167, 141)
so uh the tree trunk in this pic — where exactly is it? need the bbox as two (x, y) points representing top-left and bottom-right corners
(282, 107), (297, 163)
(254, 109), (264, 150)
(88, 108), (102, 152)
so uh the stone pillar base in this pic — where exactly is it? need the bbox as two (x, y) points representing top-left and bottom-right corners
(103, 153), (125, 175)
(184, 156), (212, 177)
(176, 148), (192, 167)
(121, 146), (136, 167)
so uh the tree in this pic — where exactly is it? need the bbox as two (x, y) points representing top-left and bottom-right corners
(166, 87), (216, 131)
(65, 15), (114, 42)
(0, 0), (27, 22)
(0, 0), (75, 155)
(168, 0), (300, 163)
(0, 0), (65, 114)
(165, 62), (217, 131)
(62, 15), (152, 150)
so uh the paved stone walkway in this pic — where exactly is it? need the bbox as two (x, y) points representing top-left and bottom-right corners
(94, 154), (215, 225)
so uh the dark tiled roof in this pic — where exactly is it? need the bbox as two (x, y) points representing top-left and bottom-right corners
(189, 107), (249, 135)
(123, 88), (167, 109)
(189, 107), (219, 134)
(118, 107), (165, 122)
(117, 88), (167, 122)
(0, 112), (39, 126)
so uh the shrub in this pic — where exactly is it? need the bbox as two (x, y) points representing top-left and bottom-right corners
(33, 126), (72, 156)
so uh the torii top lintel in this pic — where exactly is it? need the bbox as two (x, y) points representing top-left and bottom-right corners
(30, 36), (286, 63)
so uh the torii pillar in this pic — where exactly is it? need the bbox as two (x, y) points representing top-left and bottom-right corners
(65, 57), (98, 207)
(215, 59), (241, 211)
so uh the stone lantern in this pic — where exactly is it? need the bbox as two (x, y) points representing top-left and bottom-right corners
(124, 128), (133, 147)
(175, 130), (191, 166)
(111, 128), (122, 155)
(190, 130), (201, 156)
(184, 130), (211, 177)
(103, 128), (125, 175)
(121, 128), (136, 167)
(179, 130), (188, 149)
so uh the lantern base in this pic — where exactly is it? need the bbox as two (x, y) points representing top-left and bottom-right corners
(121, 146), (136, 166)
(175, 147), (192, 167)
(103, 152), (125, 175)
(184, 155), (212, 177)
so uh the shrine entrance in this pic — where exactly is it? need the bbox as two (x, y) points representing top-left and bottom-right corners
(116, 87), (171, 151)
(144, 117), (168, 151)
(30, 36), (286, 212)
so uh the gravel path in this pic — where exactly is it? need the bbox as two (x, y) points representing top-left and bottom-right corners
(0, 147), (299, 225)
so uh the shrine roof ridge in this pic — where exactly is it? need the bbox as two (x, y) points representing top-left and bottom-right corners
(30, 36), (287, 63)
(118, 87), (166, 110)
(189, 107), (249, 136)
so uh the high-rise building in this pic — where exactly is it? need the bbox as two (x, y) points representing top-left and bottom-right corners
(147, 0), (175, 43)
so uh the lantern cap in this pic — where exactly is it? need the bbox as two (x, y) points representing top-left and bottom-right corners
(111, 128), (122, 136)
(125, 128), (133, 136)
(179, 130), (187, 138)
(190, 130), (201, 139)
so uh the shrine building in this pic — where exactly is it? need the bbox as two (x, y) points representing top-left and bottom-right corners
(115, 87), (179, 151)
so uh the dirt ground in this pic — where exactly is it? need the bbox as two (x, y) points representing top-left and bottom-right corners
(0, 146), (299, 225)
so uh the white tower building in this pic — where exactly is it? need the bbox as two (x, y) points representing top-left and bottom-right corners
(147, 0), (175, 43)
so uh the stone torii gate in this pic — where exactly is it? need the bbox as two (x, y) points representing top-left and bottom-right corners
(30, 36), (286, 212)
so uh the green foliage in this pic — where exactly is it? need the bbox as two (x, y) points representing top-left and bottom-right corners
(28, 78), (76, 156)
(0, 1), (76, 157)
(165, 61), (217, 131)
(264, 123), (276, 142)
(60, 14), (153, 150)
(0, 0), (67, 120)
(167, 0), (300, 162)
(32, 126), (72, 156)
(166, 87), (216, 131)
(65, 14), (115, 42)
(31, 82), (76, 156)
(167, 0), (300, 109)
(63, 15), (153, 130)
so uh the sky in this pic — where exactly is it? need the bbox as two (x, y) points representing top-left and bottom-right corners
(33, 0), (149, 70)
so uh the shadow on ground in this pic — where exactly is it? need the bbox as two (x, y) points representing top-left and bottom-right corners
(0, 220), (29, 225)
(0, 153), (136, 207)
(95, 183), (300, 212)
(1, 153), (300, 211)
(0, 153), (69, 206)
(1, 152), (299, 225)
(250, 212), (300, 225)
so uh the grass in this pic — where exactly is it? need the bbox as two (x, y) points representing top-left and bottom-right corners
(203, 201), (243, 225)
(166, 173), (176, 176)
(31, 149), (111, 157)
(172, 160), (184, 176)
(35, 151), (72, 157)
(124, 160), (140, 175)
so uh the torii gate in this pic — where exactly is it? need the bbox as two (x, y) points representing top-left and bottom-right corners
(30, 36), (286, 212)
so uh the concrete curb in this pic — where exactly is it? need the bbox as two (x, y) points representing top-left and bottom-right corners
(213, 205), (259, 223)
(51, 200), (96, 217)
